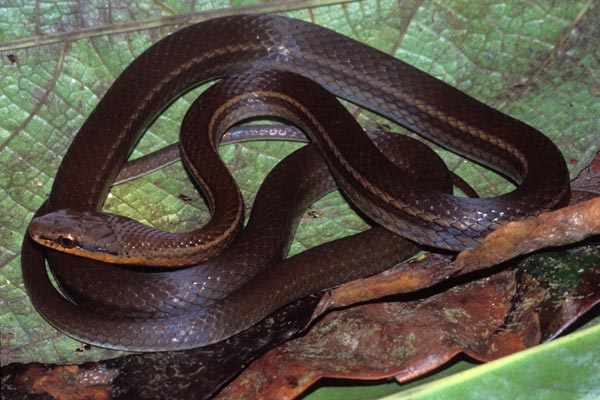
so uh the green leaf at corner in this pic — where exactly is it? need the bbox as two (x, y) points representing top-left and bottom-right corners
(388, 324), (600, 400)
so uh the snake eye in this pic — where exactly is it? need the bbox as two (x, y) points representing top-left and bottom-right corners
(58, 235), (77, 249)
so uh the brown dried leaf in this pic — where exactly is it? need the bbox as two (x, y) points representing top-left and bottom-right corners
(217, 270), (544, 400)
(15, 364), (117, 400)
(311, 253), (455, 319)
(455, 197), (600, 272)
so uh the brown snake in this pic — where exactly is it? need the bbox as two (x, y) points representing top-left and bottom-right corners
(22, 14), (569, 350)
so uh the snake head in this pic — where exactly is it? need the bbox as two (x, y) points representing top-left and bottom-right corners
(28, 209), (122, 262)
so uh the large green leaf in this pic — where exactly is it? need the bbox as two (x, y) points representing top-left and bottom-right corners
(1, 0), (598, 397)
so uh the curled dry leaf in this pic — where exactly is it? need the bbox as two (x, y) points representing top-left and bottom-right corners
(455, 197), (600, 272)
(216, 270), (549, 400)
(312, 253), (456, 319)
(15, 364), (117, 400)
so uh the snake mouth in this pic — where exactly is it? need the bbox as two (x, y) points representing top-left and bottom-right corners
(28, 232), (46, 246)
